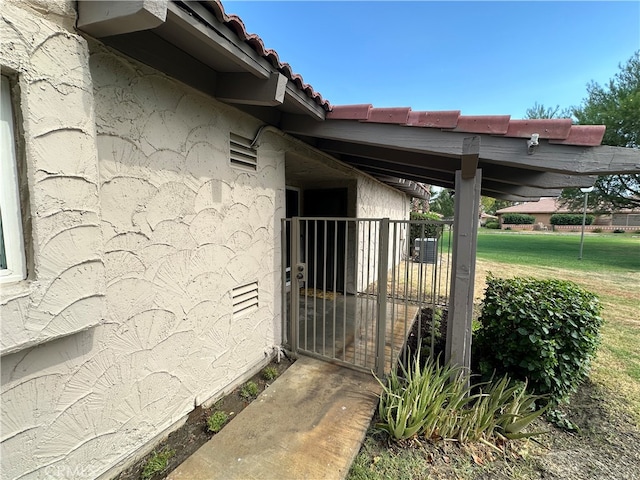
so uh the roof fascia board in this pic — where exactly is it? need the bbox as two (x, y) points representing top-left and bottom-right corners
(282, 115), (638, 175)
(163, 2), (271, 79)
(284, 85), (326, 121)
(77, 0), (168, 37)
(216, 72), (287, 106)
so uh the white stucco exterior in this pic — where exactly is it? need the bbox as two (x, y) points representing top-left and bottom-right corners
(0, 2), (410, 478)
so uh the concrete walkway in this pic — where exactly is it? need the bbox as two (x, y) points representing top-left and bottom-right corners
(168, 356), (381, 480)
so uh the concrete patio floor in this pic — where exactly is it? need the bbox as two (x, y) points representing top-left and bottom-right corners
(168, 355), (381, 480)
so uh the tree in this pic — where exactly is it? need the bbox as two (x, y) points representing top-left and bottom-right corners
(526, 52), (640, 211)
(429, 188), (454, 218)
(524, 101), (572, 120)
(480, 196), (513, 215)
(562, 51), (640, 211)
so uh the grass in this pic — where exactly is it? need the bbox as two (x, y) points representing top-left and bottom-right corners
(348, 231), (640, 479)
(474, 229), (640, 273)
(141, 448), (175, 480)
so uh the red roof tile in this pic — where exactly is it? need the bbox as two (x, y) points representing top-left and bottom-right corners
(325, 104), (606, 147)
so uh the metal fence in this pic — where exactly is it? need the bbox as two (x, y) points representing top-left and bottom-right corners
(281, 217), (453, 376)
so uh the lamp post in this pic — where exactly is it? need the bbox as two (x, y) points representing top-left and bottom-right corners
(579, 187), (594, 260)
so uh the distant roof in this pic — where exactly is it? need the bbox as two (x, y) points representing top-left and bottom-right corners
(496, 198), (571, 214)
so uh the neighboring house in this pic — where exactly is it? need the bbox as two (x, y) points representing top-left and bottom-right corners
(1, 1), (639, 479)
(496, 198), (640, 230)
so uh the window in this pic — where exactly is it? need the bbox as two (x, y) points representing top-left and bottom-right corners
(1, 75), (26, 283)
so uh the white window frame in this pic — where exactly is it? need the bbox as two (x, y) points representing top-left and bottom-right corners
(1, 75), (26, 283)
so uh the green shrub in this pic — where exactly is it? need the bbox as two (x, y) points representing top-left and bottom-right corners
(613, 229), (625, 234)
(240, 381), (259, 400)
(207, 410), (229, 433)
(592, 227), (603, 233)
(501, 213), (535, 225)
(485, 220), (500, 229)
(474, 275), (604, 405)
(409, 212), (443, 247)
(375, 355), (546, 442)
(141, 448), (175, 480)
(550, 213), (594, 225)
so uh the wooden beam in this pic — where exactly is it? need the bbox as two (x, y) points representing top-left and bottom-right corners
(282, 115), (640, 175)
(461, 136), (480, 179)
(78, 0), (167, 37)
(318, 138), (597, 189)
(342, 157), (562, 197)
(216, 72), (287, 106)
(446, 170), (482, 373)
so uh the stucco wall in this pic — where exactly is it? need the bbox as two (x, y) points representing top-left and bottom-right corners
(355, 177), (409, 291)
(0, 3), (105, 354)
(0, 2), (286, 478)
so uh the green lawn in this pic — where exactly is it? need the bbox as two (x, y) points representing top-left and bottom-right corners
(474, 230), (640, 273)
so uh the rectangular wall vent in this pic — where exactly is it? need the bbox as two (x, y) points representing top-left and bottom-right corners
(230, 133), (258, 171)
(232, 281), (259, 317)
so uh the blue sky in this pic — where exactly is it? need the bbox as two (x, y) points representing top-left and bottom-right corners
(224, 1), (639, 118)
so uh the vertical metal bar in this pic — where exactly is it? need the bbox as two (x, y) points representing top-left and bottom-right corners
(332, 220), (338, 359)
(281, 218), (288, 347)
(376, 218), (390, 377)
(389, 221), (397, 369)
(322, 220), (328, 356)
(343, 220), (349, 362)
(364, 221), (372, 367)
(290, 217), (300, 354)
(313, 220), (318, 353)
(303, 220), (309, 351)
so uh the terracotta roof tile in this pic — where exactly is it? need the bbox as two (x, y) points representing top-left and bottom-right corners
(362, 107), (411, 124)
(549, 125), (606, 146)
(407, 110), (460, 128)
(451, 115), (511, 135)
(505, 119), (572, 139)
(325, 104), (606, 147)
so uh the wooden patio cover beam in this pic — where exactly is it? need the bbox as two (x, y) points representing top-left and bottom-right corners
(318, 139), (597, 189)
(281, 115), (640, 175)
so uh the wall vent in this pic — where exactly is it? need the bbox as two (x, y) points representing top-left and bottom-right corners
(232, 281), (259, 317)
(230, 133), (258, 171)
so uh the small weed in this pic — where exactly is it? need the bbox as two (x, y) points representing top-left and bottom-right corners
(206, 410), (229, 433)
(141, 448), (175, 480)
(262, 366), (279, 381)
(240, 381), (259, 400)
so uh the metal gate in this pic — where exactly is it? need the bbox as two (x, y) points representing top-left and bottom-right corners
(281, 217), (453, 376)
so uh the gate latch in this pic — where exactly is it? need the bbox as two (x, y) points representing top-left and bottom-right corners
(295, 263), (306, 282)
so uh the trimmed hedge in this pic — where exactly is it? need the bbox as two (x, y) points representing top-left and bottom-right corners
(409, 212), (442, 245)
(550, 214), (594, 225)
(474, 275), (603, 405)
(501, 213), (535, 225)
(485, 220), (500, 229)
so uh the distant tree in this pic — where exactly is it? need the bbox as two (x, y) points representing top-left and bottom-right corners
(480, 196), (513, 215)
(524, 102), (572, 120)
(429, 188), (454, 218)
(561, 51), (640, 211)
(525, 52), (640, 211)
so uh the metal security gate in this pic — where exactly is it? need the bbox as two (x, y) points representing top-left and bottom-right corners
(281, 217), (453, 376)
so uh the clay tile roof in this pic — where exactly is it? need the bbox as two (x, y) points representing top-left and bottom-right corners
(325, 105), (606, 147)
(204, 0), (331, 110)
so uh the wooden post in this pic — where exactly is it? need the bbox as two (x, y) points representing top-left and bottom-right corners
(446, 137), (482, 374)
